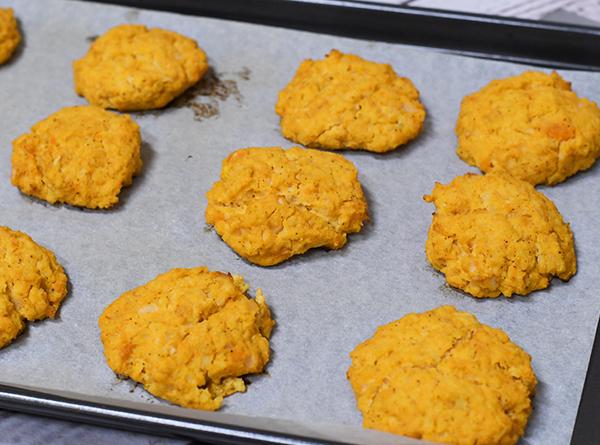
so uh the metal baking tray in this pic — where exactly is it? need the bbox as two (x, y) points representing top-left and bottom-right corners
(0, 1), (598, 444)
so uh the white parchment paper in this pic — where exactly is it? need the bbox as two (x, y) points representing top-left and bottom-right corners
(0, 1), (598, 444)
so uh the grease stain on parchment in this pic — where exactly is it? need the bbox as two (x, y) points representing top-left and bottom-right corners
(174, 66), (251, 121)
(125, 9), (141, 22)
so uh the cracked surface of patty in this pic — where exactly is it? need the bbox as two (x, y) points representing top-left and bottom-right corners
(275, 49), (426, 153)
(424, 172), (576, 298)
(0, 226), (68, 348)
(456, 71), (600, 185)
(98, 267), (274, 411)
(12, 105), (142, 209)
(348, 305), (537, 445)
(74, 24), (208, 111)
(0, 8), (20, 64)
(205, 146), (368, 266)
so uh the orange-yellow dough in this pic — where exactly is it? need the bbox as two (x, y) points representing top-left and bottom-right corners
(0, 8), (20, 64)
(98, 267), (274, 410)
(424, 172), (576, 298)
(348, 305), (537, 445)
(74, 24), (208, 111)
(0, 226), (68, 348)
(205, 146), (368, 266)
(12, 105), (142, 209)
(276, 50), (426, 152)
(456, 71), (600, 185)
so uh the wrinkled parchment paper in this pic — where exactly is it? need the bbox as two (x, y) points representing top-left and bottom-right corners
(0, 1), (598, 444)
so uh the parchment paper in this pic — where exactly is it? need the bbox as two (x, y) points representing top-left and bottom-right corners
(0, 1), (598, 444)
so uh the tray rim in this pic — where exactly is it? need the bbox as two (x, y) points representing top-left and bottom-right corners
(84, 0), (600, 71)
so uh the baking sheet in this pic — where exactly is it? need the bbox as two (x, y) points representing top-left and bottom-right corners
(0, 1), (599, 444)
